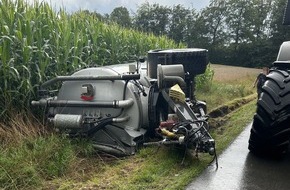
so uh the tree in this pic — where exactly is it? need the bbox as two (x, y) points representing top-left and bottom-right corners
(201, 0), (227, 47)
(192, 0), (228, 63)
(249, 0), (273, 41)
(244, 0), (275, 67)
(133, 3), (171, 35)
(168, 5), (191, 43)
(270, 0), (290, 48)
(110, 7), (131, 27)
(225, 0), (253, 48)
(186, 10), (209, 48)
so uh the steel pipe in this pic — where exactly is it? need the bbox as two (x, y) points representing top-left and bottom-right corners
(112, 115), (130, 123)
(31, 98), (134, 108)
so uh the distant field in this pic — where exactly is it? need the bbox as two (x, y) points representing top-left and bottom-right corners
(196, 64), (259, 111)
(211, 64), (261, 82)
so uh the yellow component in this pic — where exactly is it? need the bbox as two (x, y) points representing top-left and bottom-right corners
(160, 128), (177, 139)
(169, 84), (185, 103)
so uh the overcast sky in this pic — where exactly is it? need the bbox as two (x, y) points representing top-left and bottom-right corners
(27, 0), (210, 14)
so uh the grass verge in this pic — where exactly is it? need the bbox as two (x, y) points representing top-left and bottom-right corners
(196, 74), (256, 111)
(211, 100), (256, 154)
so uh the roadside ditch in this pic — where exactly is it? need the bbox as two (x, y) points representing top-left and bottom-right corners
(208, 94), (256, 129)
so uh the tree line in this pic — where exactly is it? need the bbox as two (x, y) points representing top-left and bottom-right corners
(82, 0), (290, 68)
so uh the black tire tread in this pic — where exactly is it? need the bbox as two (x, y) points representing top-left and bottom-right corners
(249, 69), (290, 156)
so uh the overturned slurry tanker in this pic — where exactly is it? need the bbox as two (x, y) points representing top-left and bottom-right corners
(32, 49), (216, 158)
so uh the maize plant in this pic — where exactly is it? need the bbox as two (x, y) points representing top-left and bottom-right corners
(0, 0), (183, 120)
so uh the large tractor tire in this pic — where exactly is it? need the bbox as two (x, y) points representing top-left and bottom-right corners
(248, 69), (290, 156)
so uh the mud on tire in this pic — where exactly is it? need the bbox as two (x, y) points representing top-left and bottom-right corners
(249, 69), (290, 156)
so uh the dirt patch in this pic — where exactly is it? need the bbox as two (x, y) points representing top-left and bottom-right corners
(208, 94), (256, 129)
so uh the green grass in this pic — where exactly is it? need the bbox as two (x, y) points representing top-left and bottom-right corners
(0, 135), (75, 189)
(196, 75), (256, 111)
(211, 100), (256, 153)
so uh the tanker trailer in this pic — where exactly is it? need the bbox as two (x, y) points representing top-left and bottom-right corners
(32, 48), (216, 157)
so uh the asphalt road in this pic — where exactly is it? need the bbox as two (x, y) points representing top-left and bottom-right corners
(186, 123), (290, 190)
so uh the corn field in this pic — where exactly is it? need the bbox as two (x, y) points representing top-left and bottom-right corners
(0, 0), (182, 120)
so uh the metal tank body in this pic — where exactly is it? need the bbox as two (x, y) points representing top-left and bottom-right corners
(49, 65), (150, 155)
(56, 67), (142, 130)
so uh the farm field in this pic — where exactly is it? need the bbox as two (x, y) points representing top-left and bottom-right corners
(211, 64), (260, 82)
(195, 64), (259, 111)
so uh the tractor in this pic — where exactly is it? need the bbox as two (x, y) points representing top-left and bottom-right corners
(248, 0), (290, 155)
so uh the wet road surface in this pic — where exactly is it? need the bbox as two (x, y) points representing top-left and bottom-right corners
(186, 123), (290, 190)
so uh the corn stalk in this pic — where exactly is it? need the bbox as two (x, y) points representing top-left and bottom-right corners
(0, 0), (182, 120)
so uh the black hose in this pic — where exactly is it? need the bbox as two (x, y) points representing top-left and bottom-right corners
(132, 80), (147, 96)
(85, 79), (130, 136)
(208, 143), (219, 170)
(86, 118), (113, 136)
